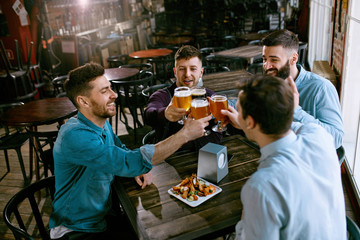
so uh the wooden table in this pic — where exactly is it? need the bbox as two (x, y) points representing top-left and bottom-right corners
(202, 70), (251, 98)
(129, 49), (173, 59)
(114, 135), (260, 240)
(104, 67), (139, 81)
(0, 97), (77, 127)
(213, 45), (263, 64)
(0, 97), (77, 181)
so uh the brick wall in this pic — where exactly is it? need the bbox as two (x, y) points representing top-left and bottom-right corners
(331, 0), (347, 76)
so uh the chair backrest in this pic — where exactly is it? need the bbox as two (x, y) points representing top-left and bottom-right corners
(142, 83), (171, 101)
(222, 35), (239, 49)
(298, 42), (308, 67)
(203, 65), (230, 75)
(142, 129), (156, 145)
(26, 128), (58, 177)
(247, 62), (264, 75)
(119, 63), (153, 73)
(337, 145), (346, 165)
(248, 40), (262, 46)
(112, 71), (154, 109)
(0, 70), (37, 104)
(205, 54), (246, 71)
(107, 54), (129, 68)
(147, 58), (174, 84)
(52, 75), (68, 97)
(347, 215), (360, 240)
(3, 176), (55, 240)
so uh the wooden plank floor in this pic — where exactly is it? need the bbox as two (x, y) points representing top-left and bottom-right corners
(0, 112), (358, 239)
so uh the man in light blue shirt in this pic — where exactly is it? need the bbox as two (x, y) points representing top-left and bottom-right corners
(261, 29), (343, 149)
(222, 75), (346, 239)
(49, 63), (211, 239)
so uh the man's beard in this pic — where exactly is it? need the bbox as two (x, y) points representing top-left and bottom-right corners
(265, 61), (290, 79)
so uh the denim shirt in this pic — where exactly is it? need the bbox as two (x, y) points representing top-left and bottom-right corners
(49, 112), (154, 232)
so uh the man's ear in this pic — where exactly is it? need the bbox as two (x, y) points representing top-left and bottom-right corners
(290, 52), (298, 65)
(245, 115), (256, 130)
(77, 96), (89, 108)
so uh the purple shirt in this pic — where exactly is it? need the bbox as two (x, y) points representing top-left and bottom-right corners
(144, 82), (222, 150)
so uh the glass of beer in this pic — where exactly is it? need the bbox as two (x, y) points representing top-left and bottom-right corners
(173, 86), (192, 124)
(191, 87), (207, 100)
(210, 94), (228, 132)
(191, 98), (211, 136)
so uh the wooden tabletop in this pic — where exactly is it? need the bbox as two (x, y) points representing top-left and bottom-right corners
(202, 70), (251, 96)
(114, 135), (260, 240)
(0, 97), (77, 127)
(129, 49), (173, 59)
(104, 67), (139, 81)
(213, 45), (263, 64)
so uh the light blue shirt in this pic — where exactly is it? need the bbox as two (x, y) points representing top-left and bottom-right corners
(235, 123), (346, 240)
(294, 65), (343, 149)
(49, 112), (154, 232)
(229, 66), (343, 149)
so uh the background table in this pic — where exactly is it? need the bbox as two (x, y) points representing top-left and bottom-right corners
(114, 135), (260, 240)
(129, 49), (173, 59)
(104, 67), (139, 81)
(0, 97), (77, 127)
(202, 70), (251, 98)
(213, 45), (263, 64)
(0, 97), (77, 181)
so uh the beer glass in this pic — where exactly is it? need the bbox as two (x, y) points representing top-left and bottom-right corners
(191, 87), (207, 100)
(210, 94), (228, 132)
(173, 86), (192, 124)
(191, 98), (211, 136)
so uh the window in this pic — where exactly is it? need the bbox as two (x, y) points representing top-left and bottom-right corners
(341, 0), (360, 199)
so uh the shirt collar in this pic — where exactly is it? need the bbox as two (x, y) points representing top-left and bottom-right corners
(295, 64), (306, 86)
(77, 111), (108, 136)
(260, 131), (297, 162)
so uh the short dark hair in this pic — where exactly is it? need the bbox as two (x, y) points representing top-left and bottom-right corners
(65, 62), (104, 108)
(261, 29), (299, 52)
(174, 45), (202, 63)
(238, 74), (294, 135)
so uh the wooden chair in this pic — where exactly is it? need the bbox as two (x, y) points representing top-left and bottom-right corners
(112, 71), (154, 141)
(347, 215), (360, 240)
(141, 83), (171, 101)
(142, 129), (157, 145)
(247, 62), (264, 75)
(203, 65), (230, 75)
(52, 75), (68, 97)
(337, 145), (346, 165)
(3, 176), (55, 240)
(26, 128), (58, 178)
(0, 102), (31, 184)
(107, 54), (130, 68)
(147, 58), (174, 85)
(298, 42), (308, 67)
(29, 64), (47, 99)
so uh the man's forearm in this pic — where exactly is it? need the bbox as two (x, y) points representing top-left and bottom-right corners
(152, 129), (188, 165)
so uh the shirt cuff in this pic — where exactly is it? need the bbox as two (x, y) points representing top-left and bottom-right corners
(139, 144), (155, 166)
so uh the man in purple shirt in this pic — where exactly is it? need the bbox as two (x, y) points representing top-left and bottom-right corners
(144, 45), (222, 150)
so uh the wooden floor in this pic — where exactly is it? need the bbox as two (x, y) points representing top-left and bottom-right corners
(0, 112), (358, 239)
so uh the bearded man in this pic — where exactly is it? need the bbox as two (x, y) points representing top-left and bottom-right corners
(261, 29), (343, 149)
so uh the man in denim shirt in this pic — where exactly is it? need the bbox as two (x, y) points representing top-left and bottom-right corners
(222, 75), (346, 239)
(49, 63), (211, 239)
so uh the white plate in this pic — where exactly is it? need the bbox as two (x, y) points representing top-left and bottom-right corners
(168, 177), (222, 207)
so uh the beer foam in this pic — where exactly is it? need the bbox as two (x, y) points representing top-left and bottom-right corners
(191, 88), (206, 95)
(174, 90), (191, 97)
(191, 99), (208, 107)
